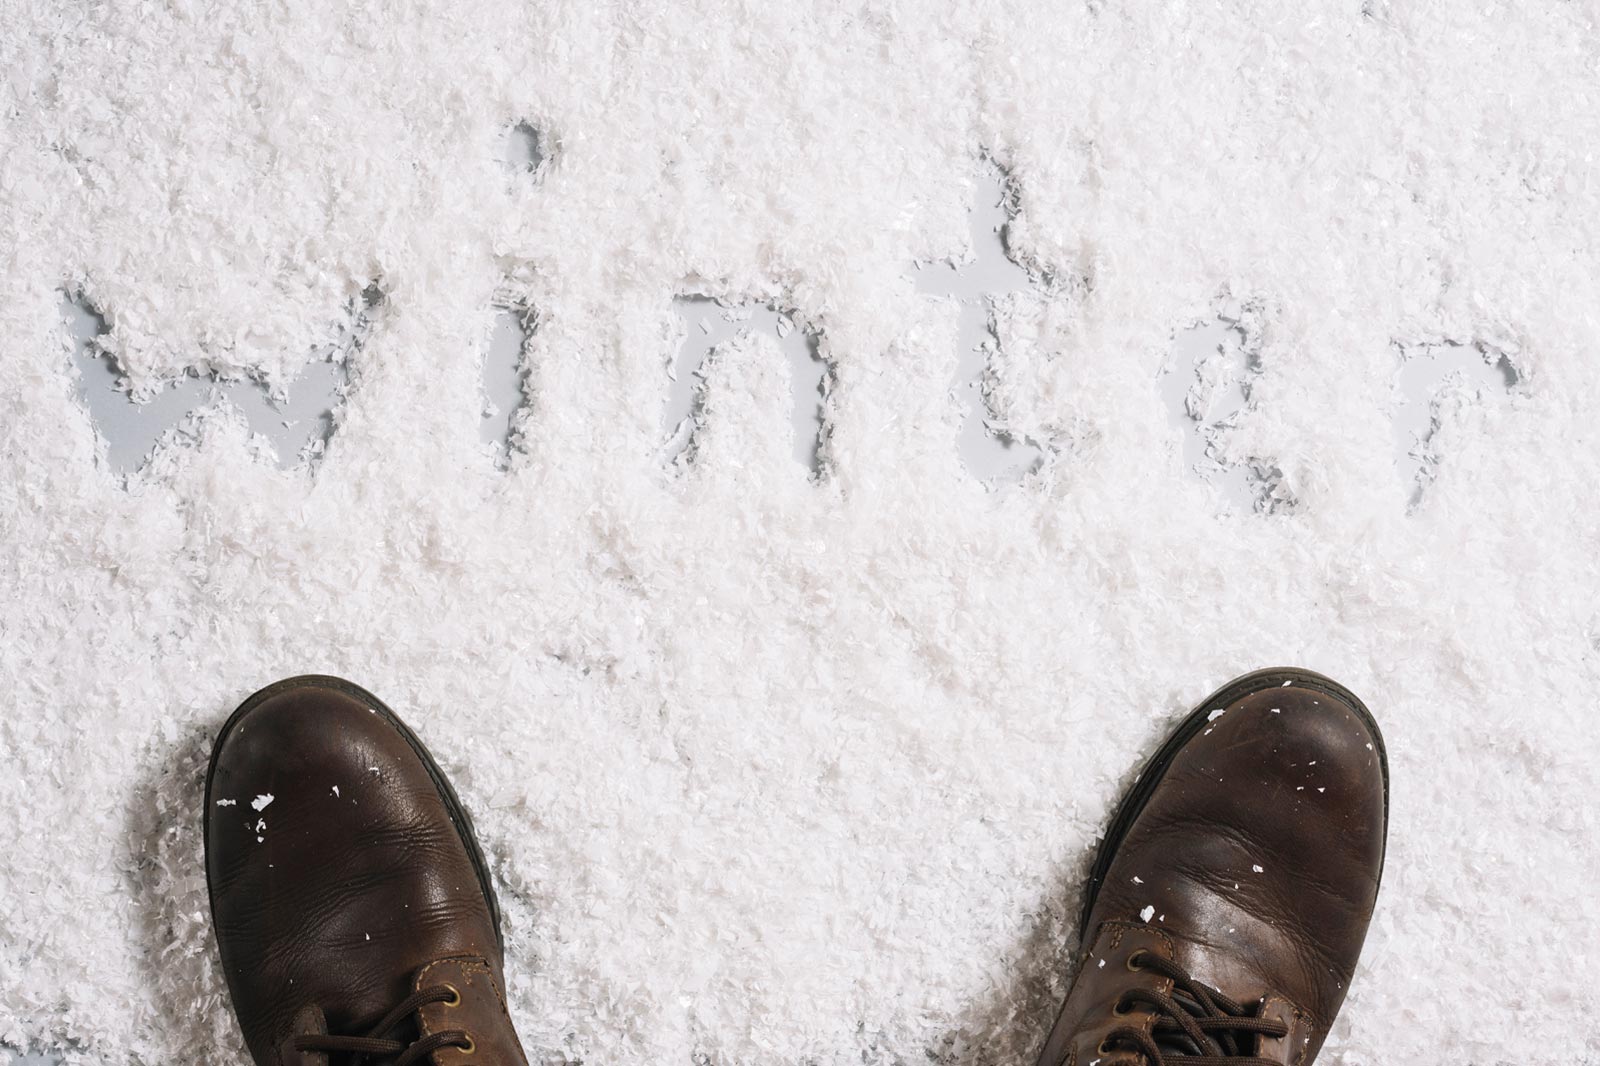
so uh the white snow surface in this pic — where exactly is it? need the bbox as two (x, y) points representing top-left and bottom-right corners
(2, 3), (1599, 1065)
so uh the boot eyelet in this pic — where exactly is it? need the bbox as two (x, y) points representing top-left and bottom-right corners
(1113, 998), (1134, 1016)
(1097, 1039), (1113, 1055)
(1126, 951), (1147, 972)
(458, 1036), (476, 1055)
(442, 984), (462, 1007)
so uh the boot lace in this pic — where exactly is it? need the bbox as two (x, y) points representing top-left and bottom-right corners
(290, 985), (474, 1065)
(1102, 951), (1290, 1065)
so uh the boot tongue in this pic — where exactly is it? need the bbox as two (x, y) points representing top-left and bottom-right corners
(280, 1005), (330, 1066)
(1150, 989), (1221, 1057)
(1146, 927), (1266, 1059)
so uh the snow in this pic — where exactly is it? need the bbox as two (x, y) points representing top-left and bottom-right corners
(1, 3), (1598, 1065)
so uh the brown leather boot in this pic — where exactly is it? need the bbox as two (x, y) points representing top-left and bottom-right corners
(1036, 668), (1388, 1066)
(205, 675), (528, 1066)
